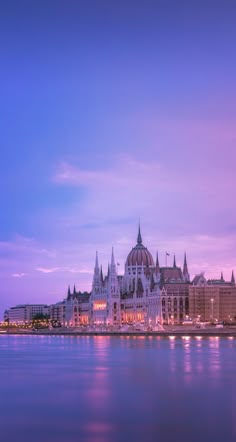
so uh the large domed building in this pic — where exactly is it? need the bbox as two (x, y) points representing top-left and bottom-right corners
(126, 226), (154, 268)
(62, 225), (191, 327)
(89, 225), (163, 326)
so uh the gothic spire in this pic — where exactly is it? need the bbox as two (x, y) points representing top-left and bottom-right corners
(137, 223), (142, 244)
(100, 265), (104, 283)
(173, 254), (177, 268)
(183, 252), (190, 282)
(111, 246), (115, 266)
(184, 252), (187, 266)
(95, 251), (99, 270)
(92, 251), (101, 292)
(110, 247), (117, 278)
(67, 285), (71, 299)
(73, 284), (76, 295)
(156, 251), (159, 268)
(231, 270), (235, 285)
(220, 272), (224, 282)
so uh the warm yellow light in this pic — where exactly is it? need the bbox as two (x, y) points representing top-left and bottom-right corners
(93, 302), (107, 311)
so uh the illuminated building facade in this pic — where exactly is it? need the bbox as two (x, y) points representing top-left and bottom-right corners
(62, 226), (190, 326)
(89, 227), (161, 326)
(64, 288), (90, 326)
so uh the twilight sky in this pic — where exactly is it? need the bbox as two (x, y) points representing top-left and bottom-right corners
(0, 0), (236, 316)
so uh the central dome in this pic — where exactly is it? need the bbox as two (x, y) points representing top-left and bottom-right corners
(126, 226), (154, 267)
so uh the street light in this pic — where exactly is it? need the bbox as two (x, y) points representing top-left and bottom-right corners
(210, 298), (214, 322)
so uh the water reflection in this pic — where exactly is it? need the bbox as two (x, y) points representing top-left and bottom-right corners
(0, 335), (236, 442)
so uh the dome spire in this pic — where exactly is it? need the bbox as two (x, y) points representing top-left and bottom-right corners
(137, 223), (142, 244)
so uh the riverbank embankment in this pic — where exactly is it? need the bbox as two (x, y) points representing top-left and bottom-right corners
(1, 325), (236, 337)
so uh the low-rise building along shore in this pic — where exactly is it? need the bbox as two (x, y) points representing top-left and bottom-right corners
(189, 272), (236, 323)
(4, 304), (50, 324)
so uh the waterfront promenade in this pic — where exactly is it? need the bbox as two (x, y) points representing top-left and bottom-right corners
(1, 325), (236, 337)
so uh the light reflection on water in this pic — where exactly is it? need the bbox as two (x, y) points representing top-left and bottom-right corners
(0, 335), (236, 442)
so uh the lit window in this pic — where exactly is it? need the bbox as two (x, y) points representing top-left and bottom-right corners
(93, 302), (107, 311)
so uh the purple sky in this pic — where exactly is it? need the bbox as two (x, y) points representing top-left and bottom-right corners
(1, 1), (236, 316)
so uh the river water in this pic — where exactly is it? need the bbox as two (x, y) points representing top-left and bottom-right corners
(0, 335), (236, 442)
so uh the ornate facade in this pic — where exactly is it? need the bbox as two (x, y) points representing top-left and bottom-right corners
(60, 226), (191, 327)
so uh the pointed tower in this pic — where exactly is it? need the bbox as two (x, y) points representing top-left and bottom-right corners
(109, 247), (118, 290)
(95, 250), (99, 269)
(137, 223), (142, 245)
(92, 251), (101, 292)
(231, 271), (235, 285)
(67, 285), (71, 300)
(108, 247), (120, 324)
(156, 251), (160, 270)
(73, 284), (76, 295)
(183, 252), (190, 282)
(220, 272), (224, 282)
(155, 250), (160, 283)
(90, 251), (110, 326)
(111, 246), (116, 273)
(100, 265), (104, 285)
(173, 254), (177, 268)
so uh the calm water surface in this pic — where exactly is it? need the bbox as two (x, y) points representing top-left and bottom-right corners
(0, 335), (236, 442)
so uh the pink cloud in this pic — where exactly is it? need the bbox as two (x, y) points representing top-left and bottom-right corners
(35, 267), (60, 274)
(11, 273), (27, 278)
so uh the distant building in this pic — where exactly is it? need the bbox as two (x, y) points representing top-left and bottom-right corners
(49, 301), (65, 325)
(5, 304), (50, 324)
(189, 272), (236, 322)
